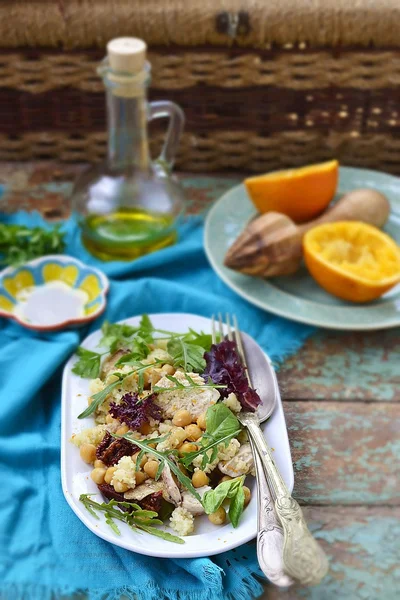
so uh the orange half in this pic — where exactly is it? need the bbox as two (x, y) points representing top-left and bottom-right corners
(303, 221), (400, 303)
(245, 160), (339, 223)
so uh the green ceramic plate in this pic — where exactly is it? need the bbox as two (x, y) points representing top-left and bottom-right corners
(204, 167), (400, 330)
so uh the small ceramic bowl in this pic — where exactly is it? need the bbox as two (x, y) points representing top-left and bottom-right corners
(0, 255), (109, 331)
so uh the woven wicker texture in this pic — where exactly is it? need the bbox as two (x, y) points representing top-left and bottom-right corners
(2, 131), (400, 175)
(1, 49), (400, 93)
(1, 0), (400, 48)
(1, 1), (400, 172)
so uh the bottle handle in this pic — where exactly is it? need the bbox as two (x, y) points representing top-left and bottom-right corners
(149, 100), (185, 173)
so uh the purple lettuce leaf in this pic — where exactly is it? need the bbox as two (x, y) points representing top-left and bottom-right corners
(203, 340), (261, 412)
(109, 392), (162, 431)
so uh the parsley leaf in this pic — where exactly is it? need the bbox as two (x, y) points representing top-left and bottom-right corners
(72, 347), (104, 379)
(0, 223), (65, 266)
(167, 338), (206, 372)
(99, 321), (138, 352)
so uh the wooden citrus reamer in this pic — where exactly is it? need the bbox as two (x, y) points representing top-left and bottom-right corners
(225, 189), (390, 277)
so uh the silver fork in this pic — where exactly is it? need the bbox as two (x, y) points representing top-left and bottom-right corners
(212, 314), (329, 586)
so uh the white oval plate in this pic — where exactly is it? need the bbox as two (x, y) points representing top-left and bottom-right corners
(61, 313), (294, 558)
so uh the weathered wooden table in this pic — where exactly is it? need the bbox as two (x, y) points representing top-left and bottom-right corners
(1, 164), (399, 600)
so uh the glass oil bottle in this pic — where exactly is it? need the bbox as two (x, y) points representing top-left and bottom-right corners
(71, 37), (186, 260)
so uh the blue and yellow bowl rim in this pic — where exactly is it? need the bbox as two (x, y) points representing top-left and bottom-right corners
(0, 254), (109, 331)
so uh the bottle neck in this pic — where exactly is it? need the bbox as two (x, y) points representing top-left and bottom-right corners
(106, 88), (150, 171)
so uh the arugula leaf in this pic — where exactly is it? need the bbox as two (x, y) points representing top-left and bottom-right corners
(180, 404), (242, 469)
(182, 329), (218, 352)
(153, 374), (226, 394)
(79, 494), (184, 544)
(138, 314), (154, 338)
(167, 338), (206, 373)
(77, 374), (125, 419)
(116, 433), (202, 502)
(72, 347), (104, 379)
(202, 476), (245, 528)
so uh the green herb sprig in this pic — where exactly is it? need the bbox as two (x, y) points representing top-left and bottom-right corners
(77, 359), (165, 419)
(80, 494), (184, 544)
(180, 404), (242, 470)
(0, 223), (65, 266)
(114, 433), (202, 502)
(153, 373), (226, 394)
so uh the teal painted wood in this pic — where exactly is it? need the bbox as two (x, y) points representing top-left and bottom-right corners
(284, 402), (400, 504)
(263, 507), (400, 599)
(1, 164), (399, 599)
(279, 330), (400, 402)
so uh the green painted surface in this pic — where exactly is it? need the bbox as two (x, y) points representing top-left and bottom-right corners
(1, 164), (399, 599)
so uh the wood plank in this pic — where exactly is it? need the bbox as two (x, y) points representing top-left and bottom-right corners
(283, 402), (400, 505)
(261, 506), (400, 599)
(278, 330), (400, 402)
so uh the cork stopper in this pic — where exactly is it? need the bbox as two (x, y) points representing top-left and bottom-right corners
(107, 37), (147, 74)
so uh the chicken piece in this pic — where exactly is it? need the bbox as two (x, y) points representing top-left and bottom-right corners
(181, 486), (211, 516)
(218, 443), (254, 477)
(124, 481), (164, 501)
(161, 464), (181, 506)
(155, 370), (220, 419)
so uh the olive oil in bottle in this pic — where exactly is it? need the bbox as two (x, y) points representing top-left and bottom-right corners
(71, 37), (185, 261)
(81, 208), (177, 261)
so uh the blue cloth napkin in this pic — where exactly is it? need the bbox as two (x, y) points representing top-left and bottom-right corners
(0, 210), (314, 600)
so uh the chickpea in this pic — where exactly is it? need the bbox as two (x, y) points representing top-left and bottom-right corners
(196, 413), (207, 430)
(192, 470), (209, 488)
(161, 364), (175, 376)
(80, 443), (96, 464)
(132, 452), (147, 468)
(106, 414), (119, 426)
(208, 506), (226, 525)
(220, 475), (233, 483)
(170, 427), (187, 448)
(139, 422), (152, 435)
(104, 466), (116, 484)
(185, 424), (202, 441)
(94, 459), (105, 469)
(116, 424), (129, 436)
(135, 471), (148, 485)
(172, 409), (192, 427)
(150, 368), (163, 387)
(113, 481), (129, 493)
(90, 467), (106, 484)
(144, 460), (159, 479)
(178, 442), (198, 456)
(243, 486), (251, 506)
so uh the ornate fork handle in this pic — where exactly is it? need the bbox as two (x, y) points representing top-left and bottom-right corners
(243, 414), (329, 586)
(249, 437), (293, 587)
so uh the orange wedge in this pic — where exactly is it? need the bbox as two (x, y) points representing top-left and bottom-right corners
(245, 160), (339, 223)
(303, 221), (400, 303)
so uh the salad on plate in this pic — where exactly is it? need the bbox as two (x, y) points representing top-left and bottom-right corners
(70, 314), (261, 544)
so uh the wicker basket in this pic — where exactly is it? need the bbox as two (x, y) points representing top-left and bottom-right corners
(1, 0), (400, 173)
